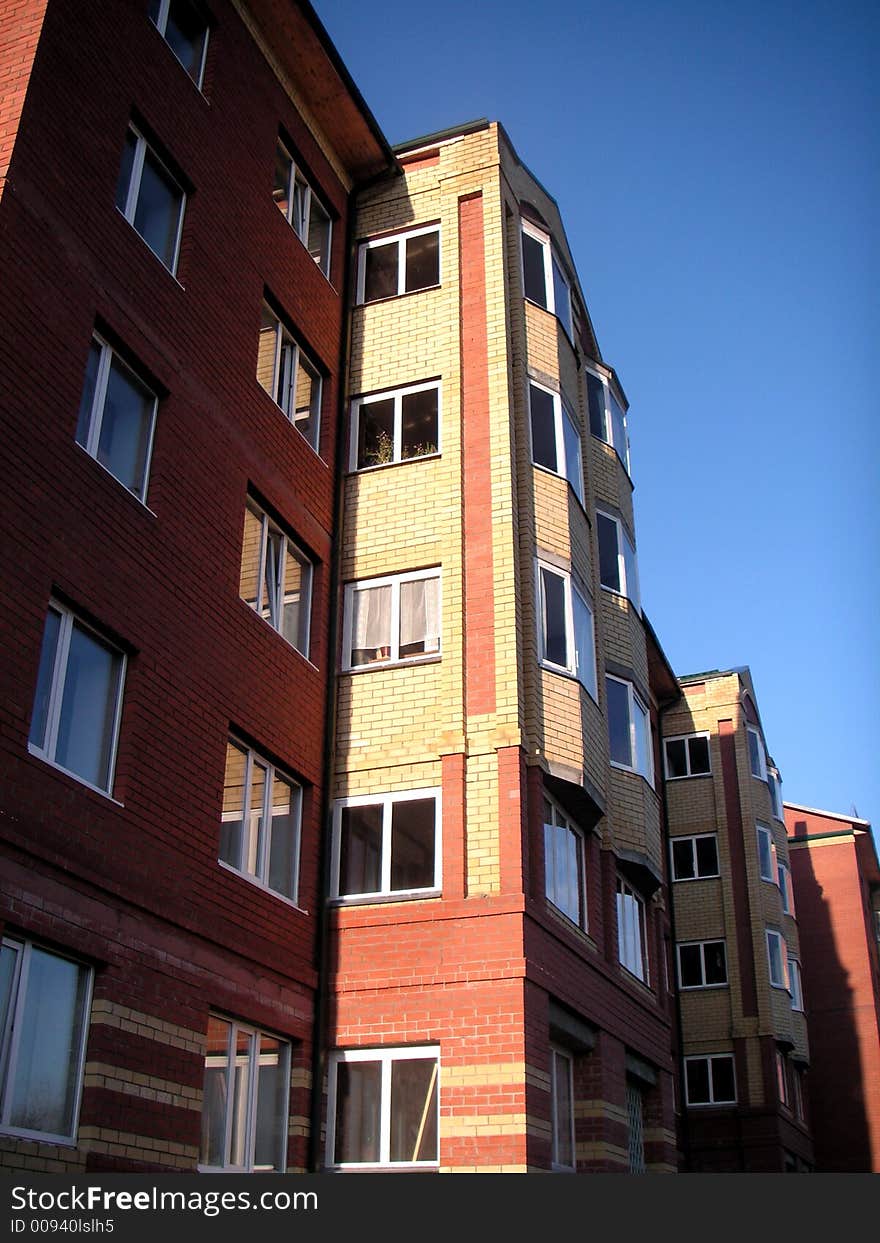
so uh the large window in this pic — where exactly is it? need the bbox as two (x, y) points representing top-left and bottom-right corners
(685, 1054), (736, 1106)
(520, 220), (572, 338)
(220, 740), (302, 903)
(617, 878), (648, 983)
(75, 335), (158, 502)
(747, 726), (767, 780)
(239, 499), (312, 657)
(326, 1047), (439, 1168)
(756, 823), (777, 882)
(272, 138), (332, 276)
(0, 938), (92, 1143)
(357, 226), (440, 303)
(543, 797), (587, 929)
(528, 380), (583, 503)
(116, 125), (185, 274)
(670, 833), (719, 881)
(766, 928), (789, 990)
(350, 381), (440, 470)
(596, 510), (640, 610)
(664, 733), (710, 779)
(199, 1016), (290, 1172)
(28, 602), (125, 794)
(677, 940), (727, 989)
(342, 569), (440, 670)
(537, 563), (597, 698)
(148, 0), (209, 87)
(331, 790), (440, 900)
(586, 368), (629, 471)
(606, 676), (653, 783)
(256, 305), (322, 451)
(550, 1047), (576, 1171)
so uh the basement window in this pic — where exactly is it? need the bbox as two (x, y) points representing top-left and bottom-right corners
(357, 225), (440, 303)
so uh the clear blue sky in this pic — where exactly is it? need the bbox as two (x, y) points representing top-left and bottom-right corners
(320, 0), (879, 832)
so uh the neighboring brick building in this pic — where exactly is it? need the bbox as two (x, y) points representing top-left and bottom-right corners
(784, 804), (880, 1171)
(661, 669), (813, 1171)
(0, 0), (392, 1172)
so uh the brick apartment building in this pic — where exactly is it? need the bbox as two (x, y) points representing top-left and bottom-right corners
(785, 804), (880, 1171)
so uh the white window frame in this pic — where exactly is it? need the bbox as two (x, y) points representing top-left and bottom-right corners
(0, 938), (93, 1145)
(273, 137), (332, 277)
(617, 877), (648, 983)
(330, 788), (441, 900)
(325, 1046), (440, 1169)
(536, 561), (597, 699)
(527, 379), (584, 503)
(663, 732), (711, 780)
(788, 956), (804, 1012)
(747, 726), (767, 780)
(116, 125), (185, 275)
(757, 822), (777, 883)
(606, 675), (654, 784)
(356, 225), (441, 304)
(257, 305), (322, 452)
(670, 832), (720, 881)
(198, 1015), (291, 1172)
(28, 601), (126, 797)
(792, 1065), (805, 1120)
(776, 1050), (790, 1108)
(596, 509), (641, 611)
(148, 0), (209, 88)
(585, 366), (630, 473)
(520, 219), (573, 339)
(341, 568), (441, 671)
(768, 768), (784, 820)
(550, 1045), (576, 1171)
(676, 939), (728, 990)
(766, 928), (789, 990)
(219, 738), (303, 905)
(75, 334), (158, 503)
(240, 499), (313, 657)
(543, 795), (588, 930)
(349, 380), (441, 471)
(684, 1054), (737, 1106)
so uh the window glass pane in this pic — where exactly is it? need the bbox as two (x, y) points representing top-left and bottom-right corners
(239, 505), (263, 610)
(586, 373), (606, 438)
(404, 232), (439, 292)
(29, 607), (62, 751)
(401, 388), (438, 459)
(133, 148), (181, 269)
(54, 622), (119, 790)
(273, 142), (291, 217)
(74, 341), (102, 450)
(767, 932), (784, 985)
(219, 741), (247, 870)
(363, 241), (398, 302)
(291, 170), (309, 238)
(634, 696), (651, 782)
(562, 407), (583, 502)
(164, 0), (208, 82)
(281, 541), (309, 654)
(0, 944), (17, 1043)
(200, 1016), (231, 1167)
(335, 1061), (380, 1163)
(686, 1059), (710, 1104)
(552, 255), (572, 336)
(695, 835), (718, 876)
(572, 589), (596, 698)
(672, 837), (695, 880)
(293, 354), (320, 449)
(267, 774), (297, 899)
(97, 356), (154, 495)
(711, 1057), (735, 1102)
(679, 944), (703, 987)
(253, 1034), (287, 1169)
(228, 1026), (252, 1168)
(597, 513), (621, 592)
(340, 805), (382, 895)
(623, 531), (640, 610)
(8, 948), (88, 1137)
(748, 729), (764, 777)
(529, 384), (557, 472)
(608, 392), (628, 467)
(390, 1058), (437, 1162)
(521, 230), (547, 307)
(606, 679), (632, 767)
(552, 1050), (574, 1168)
(688, 735), (710, 774)
(307, 197), (331, 273)
(399, 577), (439, 657)
(666, 739), (688, 779)
(540, 568), (568, 668)
(115, 130), (137, 212)
(357, 397), (395, 468)
(390, 799), (435, 891)
(245, 761), (267, 878)
(757, 828), (773, 879)
(262, 526), (283, 628)
(256, 307), (278, 398)
(704, 942), (727, 985)
(351, 584), (391, 665)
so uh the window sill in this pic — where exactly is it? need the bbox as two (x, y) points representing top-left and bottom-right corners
(349, 452), (441, 475)
(74, 442), (157, 516)
(672, 874), (721, 883)
(0, 1125), (78, 1147)
(330, 889), (441, 908)
(680, 983), (729, 992)
(27, 747), (123, 805)
(217, 860), (307, 913)
(357, 283), (441, 308)
(342, 654), (441, 675)
(665, 772), (713, 782)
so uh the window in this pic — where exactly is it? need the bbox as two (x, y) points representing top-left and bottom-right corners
(537, 563), (597, 698)
(272, 138), (332, 276)
(28, 602), (125, 794)
(747, 726), (767, 780)
(326, 1047), (439, 1168)
(792, 1066), (805, 1120)
(606, 676), (653, 783)
(199, 1015), (290, 1172)
(350, 381), (440, 470)
(550, 1047), (575, 1171)
(664, 733), (711, 779)
(684, 1054), (736, 1106)
(617, 878), (648, 982)
(528, 380), (583, 503)
(788, 957), (804, 1011)
(670, 833), (719, 881)
(239, 499), (313, 656)
(0, 938), (92, 1143)
(115, 126), (185, 273)
(766, 928), (789, 990)
(757, 823), (777, 882)
(520, 220), (572, 338)
(357, 226), (440, 303)
(778, 861), (795, 915)
(331, 790), (440, 900)
(677, 940), (727, 989)
(596, 510), (640, 610)
(626, 1081), (646, 1174)
(342, 569), (440, 670)
(75, 335), (158, 501)
(543, 797), (587, 929)
(256, 305), (322, 451)
(768, 768), (784, 820)
(776, 1050), (790, 1108)
(586, 368), (629, 472)
(148, 0), (208, 86)
(219, 740), (302, 903)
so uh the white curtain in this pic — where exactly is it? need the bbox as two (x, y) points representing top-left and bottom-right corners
(400, 578), (439, 651)
(353, 584), (391, 651)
